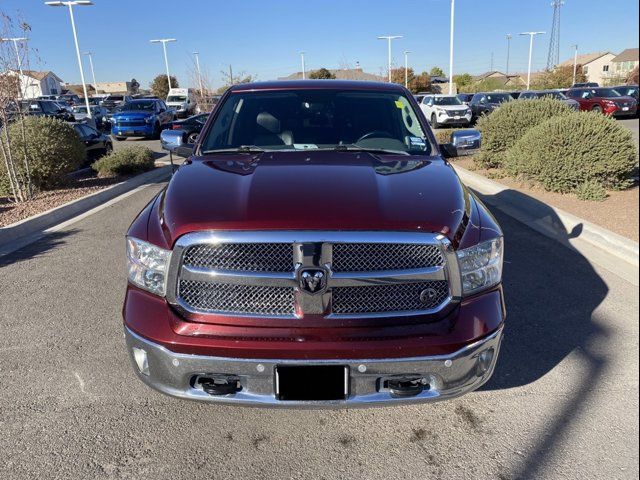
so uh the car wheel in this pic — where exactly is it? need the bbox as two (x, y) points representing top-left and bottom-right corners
(187, 132), (199, 144)
(153, 122), (161, 139)
(430, 113), (439, 129)
(592, 105), (603, 114)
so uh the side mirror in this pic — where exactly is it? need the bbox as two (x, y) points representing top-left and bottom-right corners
(160, 129), (185, 153)
(450, 129), (481, 155)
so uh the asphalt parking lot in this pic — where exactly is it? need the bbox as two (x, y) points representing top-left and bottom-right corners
(0, 173), (637, 479)
(619, 118), (639, 147)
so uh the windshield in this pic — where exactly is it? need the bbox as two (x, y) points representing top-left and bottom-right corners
(122, 101), (155, 111)
(106, 96), (124, 101)
(73, 106), (88, 113)
(433, 96), (463, 106)
(167, 95), (187, 102)
(200, 89), (432, 155)
(593, 88), (621, 97)
(485, 94), (512, 104)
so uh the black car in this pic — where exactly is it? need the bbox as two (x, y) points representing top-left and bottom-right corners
(457, 93), (474, 105)
(72, 122), (113, 165)
(508, 91), (521, 100)
(20, 100), (75, 122)
(169, 113), (209, 144)
(468, 92), (512, 122)
(612, 85), (639, 103)
(571, 82), (599, 88)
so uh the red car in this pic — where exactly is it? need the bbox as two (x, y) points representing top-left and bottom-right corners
(124, 80), (505, 406)
(566, 87), (637, 117)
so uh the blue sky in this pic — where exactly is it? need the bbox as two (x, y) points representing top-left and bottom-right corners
(2, 0), (638, 89)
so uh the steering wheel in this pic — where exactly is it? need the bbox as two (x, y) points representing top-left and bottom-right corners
(356, 130), (395, 143)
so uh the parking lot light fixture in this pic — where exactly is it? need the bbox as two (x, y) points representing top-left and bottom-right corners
(519, 31), (545, 90)
(193, 51), (205, 98)
(150, 38), (177, 90)
(300, 52), (306, 80)
(83, 51), (97, 91)
(378, 35), (402, 82)
(571, 44), (578, 85)
(506, 34), (512, 75)
(404, 51), (410, 88)
(45, 0), (94, 117)
(0, 37), (27, 96)
(448, 0), (455, 94)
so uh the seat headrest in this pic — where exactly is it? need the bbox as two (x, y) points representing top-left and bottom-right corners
(256, 112), (280, 134)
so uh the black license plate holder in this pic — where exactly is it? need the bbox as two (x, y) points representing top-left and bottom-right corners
(275, 365), (349, 401)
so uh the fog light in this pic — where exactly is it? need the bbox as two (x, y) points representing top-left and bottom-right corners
(133, 347), (149, 376)
(477, 348), (495, 376)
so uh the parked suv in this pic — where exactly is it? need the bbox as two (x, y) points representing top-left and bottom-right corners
(420, 94), (472, 128)
(110, 98), (175, 140)
(124, 80), (505, 407)
(566, 87), (637, 117)
(19, 100), (75, 122)
(468, 92), (512, 122)
(518, 90), (580, 110)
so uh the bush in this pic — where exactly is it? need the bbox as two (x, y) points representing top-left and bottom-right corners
(92, 146), (155, 177)
(576, 180), (608, 202)
(505, 111), (638, 195)
(476, 98), (573, 168)
(0, 116), (85, 191)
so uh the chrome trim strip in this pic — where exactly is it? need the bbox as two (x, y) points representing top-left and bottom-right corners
(329, 266), (446, 286)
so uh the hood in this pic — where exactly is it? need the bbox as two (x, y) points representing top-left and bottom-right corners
(158, 151), (474, 248)
(435, 105), (469, 112)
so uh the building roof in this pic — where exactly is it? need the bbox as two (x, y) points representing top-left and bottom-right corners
(558, 52), (613, 67)
(279, 68), (383, 82)
(473, 71), (506, 81)
(17, 70), (63, 82)
(612, 48), (639, 63)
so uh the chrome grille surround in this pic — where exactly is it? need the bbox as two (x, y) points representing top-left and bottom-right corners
(166, 232), (462, 319)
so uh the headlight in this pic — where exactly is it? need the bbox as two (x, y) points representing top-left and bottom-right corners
(457, 238), (503, 296)
(126, 237), (171, 296)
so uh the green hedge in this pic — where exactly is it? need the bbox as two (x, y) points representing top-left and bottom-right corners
(505, 112), (638, 196)
(476, 98), (573, 168)
(92, 146), (155, 177)
(1, 116), (85, 191)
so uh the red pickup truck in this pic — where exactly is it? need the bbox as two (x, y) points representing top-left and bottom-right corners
(124, 80), (505, 406)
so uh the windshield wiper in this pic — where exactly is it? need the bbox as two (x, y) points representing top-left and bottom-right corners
(201, 145), (266, 154)
(333, 144), (410, 156)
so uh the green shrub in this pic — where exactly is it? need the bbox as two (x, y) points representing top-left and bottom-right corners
(92, 146), (155, 177)
(0, 116), (85, 191)
(576, 180), (608, 202)
(476, 98), (573, 168)
(505, 111), (638, 194)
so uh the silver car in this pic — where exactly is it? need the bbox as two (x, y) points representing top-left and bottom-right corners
(518, 90), (580, 110)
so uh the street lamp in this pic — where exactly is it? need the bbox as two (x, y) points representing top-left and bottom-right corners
(404, 51), (410, 88)
(448, 0), (455, 94)
(83, 51), (97, 91)
(0, 37), (27, 97)
(506, 34), (512, 76)
(150, 38), (176, 90)
(45, 1), (93, 117)
(571, 44), (578, 85)
(300, 51), (306, 80)
(193, 51), (205, 98)
(378, 35), (402, 82)
(519, 31), (545, 90)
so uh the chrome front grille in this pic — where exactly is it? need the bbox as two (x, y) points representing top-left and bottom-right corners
(183, 243), (293, 272)
(332, 281), (450, 314)
(332, 243), (443, 272)
(178, 280), (295, 316)
(167, 232), (461, 319)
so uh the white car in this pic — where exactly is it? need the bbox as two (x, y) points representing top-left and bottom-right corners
(419, 94), (472, 129)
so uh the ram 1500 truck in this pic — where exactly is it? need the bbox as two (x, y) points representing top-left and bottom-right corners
(124, 80), (505, 407)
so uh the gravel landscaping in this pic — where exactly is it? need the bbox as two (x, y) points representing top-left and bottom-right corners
(454, 156), (639, 241)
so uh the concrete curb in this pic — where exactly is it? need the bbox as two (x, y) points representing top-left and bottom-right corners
(0, 165), (171, 254)
(453, 164), (640, 271)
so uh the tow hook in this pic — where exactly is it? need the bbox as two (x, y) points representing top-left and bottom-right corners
(383, 377), (429, 398)
(196, 375), (242, 396)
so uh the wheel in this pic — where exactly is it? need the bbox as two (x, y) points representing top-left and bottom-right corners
(114, 136), (126, 141)
(592, 105), (603, 114)
(187, 132), (199, 144)
(431, 113), (439, 129)
(152, 122), (161, 139)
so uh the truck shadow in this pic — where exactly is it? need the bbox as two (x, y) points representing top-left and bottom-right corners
(476, 188), (610, 479)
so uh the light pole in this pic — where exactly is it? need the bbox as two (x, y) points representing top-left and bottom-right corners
(571, 44), (578, 85)
(506, 34), (512, 75)
(193, 51), (205, 97)
(45, 1), (93, 117)
(378, 35), (402, 82)
(519, 31), (545, 90)
(150, 38), (176, 90)
(300, 51), (306, 80)
(404, 51), (410, 88)
(83, 51), (97, 91)
(448, 0), (455, 94)
(0, 37), (27, 97)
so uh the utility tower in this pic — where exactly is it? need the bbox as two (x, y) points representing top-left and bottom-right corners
(546, 0), (564, 69)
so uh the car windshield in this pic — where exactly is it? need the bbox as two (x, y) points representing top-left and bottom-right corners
(200, 89), (432, 155)
(122, 101), (155, 111)
(73, 106), (88, 113)
(106, 96), (124, 102)
(433, 96), (463, 106)
(485, 94), (512, 103)
(593, 88), (621, 97)
(167, 96), (187, 102)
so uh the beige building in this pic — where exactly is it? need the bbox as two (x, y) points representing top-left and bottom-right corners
(558, 52), (616, 85)
(610, 48), (639, 82)
(94, 81), (133, 94)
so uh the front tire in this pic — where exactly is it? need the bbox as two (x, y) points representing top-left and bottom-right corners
(592, 105), (603, 114)
(187, 132), (199, 144)
(431, 113), (439, 129)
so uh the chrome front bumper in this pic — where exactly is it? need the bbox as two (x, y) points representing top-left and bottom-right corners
(124, 326), (503, 408)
